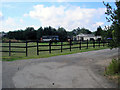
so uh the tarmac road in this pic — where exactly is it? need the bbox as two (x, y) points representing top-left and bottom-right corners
(2, 48), (119, 88)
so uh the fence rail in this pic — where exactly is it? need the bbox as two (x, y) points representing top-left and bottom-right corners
(1, 40), (109, 56)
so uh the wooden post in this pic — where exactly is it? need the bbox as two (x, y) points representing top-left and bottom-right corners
(103, 40), (104, 47)
(79, 40), (81, 50)
(93, 40), (95, 48)
(49, 40), (51, 53)
(9, 40), (11, 56)
(37, 40), (39, 55)
(94, 40), (95, 48)
(87, 39), (88, 49)
(99, 40), (100, 47)
(61, 41), (63, 52)
(70, 39), (71, 51)
(26, 40), (28, 56)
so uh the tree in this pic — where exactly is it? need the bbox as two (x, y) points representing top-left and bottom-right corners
(37, 27), (43, 40)
(103, 1), (120, 48)
(70, 27), (92, 36)
(42, 26), (57, 36)
(24, 27), (37, 40)
(80, 28), (92, 34)
(43, 26), (53, 36)
(103, 1), (120, 85)
(57, 27), (67, 41)
(95, 26), (103, 36)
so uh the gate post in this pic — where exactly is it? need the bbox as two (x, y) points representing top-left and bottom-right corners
(99, 40), (100, 47)
(26, 40), (28, 56)
(70, 39), (72, 51)
(9, 40), (11, 56)
(79, 40), (81, 50)
(87, 39), (88, 49)
(37, 40), (39, 55)
(49, 40), (51, 53)
(103, 40), (104, 47)
(93, 40), (95, 48)
(61, 41), (63, 52)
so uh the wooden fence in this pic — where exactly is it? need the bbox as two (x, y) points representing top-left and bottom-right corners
(0, 40), (109, 56)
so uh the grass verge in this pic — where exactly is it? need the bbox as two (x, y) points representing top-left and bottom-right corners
(2, 46), (109, 61)
(105, 59), (120, 85)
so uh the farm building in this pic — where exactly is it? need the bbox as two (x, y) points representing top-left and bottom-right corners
(42, 36), (59, 41)
(0, 32), (6, 39)
(76, 33), (101, 41)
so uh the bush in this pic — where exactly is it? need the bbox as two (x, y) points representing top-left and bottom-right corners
(105, 59), (120, 75)
(2, 38), (23, 43)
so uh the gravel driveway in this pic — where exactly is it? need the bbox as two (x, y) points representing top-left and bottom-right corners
(2, 48), (119, 88)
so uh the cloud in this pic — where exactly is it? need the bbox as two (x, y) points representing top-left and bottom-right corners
(20, 19), (24, 23)
(0, 17), (40, 32)
(5, 17), (16, 25)
(0, 17), (16, 32)
(93, 22), (104, 27)
(0, 11), (3, 21)
(1, 17), (24, 32)
(1, 4), (106, 32)
(25, 4), (106, 31)
(0, 11), (3, 32)
(0, 12), (3, 17)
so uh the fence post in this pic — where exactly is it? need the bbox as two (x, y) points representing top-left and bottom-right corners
(70, 39), (71, 51)
(61, 41), (63, 52)
(103, 40), (104, 47)
(37, 40), (39, 55)
(49, 40), (51, 53)
(87, 39), (88, 49)
(79, 40), (81, 50)
(94, 40), (96, 48)
(99, 40), (100, 47)
(26, 40), (28, 56)
(9, 40), (11, 56)
(93, 40), (95, 48)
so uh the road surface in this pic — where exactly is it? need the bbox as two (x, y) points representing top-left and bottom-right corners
(2, 48), (119, 88)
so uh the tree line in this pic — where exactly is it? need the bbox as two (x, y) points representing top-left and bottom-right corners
(3, 26), (96, 41)
(2, 25), (114, 41)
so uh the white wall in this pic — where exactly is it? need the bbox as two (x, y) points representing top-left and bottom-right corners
(76, 36), (102, 41)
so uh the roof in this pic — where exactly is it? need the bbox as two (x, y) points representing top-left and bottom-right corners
(42, 36), (59, 38)
(77, 33), (95, 37)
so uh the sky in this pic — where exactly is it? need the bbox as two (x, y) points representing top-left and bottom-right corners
(0, 0), (116, 32)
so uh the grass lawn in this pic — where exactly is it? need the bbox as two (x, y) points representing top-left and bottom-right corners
(2, 41), (109, 61)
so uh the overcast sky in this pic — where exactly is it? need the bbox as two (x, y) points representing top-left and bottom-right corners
(0, 0), (116, 32)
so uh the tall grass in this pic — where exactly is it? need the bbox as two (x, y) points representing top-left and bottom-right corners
(105, 59), (120, 75)
(105, 59), (120, 84)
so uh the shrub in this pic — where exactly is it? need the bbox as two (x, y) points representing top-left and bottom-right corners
(105, 59), (120, 75)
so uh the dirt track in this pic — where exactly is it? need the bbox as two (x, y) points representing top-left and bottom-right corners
(2, 48), (119, 88)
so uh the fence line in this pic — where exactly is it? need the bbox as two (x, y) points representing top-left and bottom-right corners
(1, 40), (109, 56)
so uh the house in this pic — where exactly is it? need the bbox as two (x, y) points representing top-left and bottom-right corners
(76, 33), (101, 41)
(0, 32), (6, 39)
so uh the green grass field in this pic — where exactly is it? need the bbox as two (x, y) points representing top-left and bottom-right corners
(2, 41), (109, 61)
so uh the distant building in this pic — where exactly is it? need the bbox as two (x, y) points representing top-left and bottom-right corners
(0, 32), (6, 39)
(76, 33), (101, 41)
(42, 36), (59, 41)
